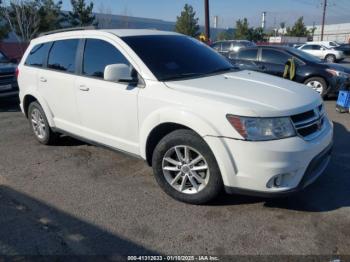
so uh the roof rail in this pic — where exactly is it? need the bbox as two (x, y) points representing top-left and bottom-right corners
(39, 26), (97, 37)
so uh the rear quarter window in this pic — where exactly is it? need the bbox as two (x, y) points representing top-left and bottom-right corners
(25, 43), (51, 67)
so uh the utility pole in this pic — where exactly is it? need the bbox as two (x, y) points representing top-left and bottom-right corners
(321, 0), (327, 41)
(204, 0), (210, 40)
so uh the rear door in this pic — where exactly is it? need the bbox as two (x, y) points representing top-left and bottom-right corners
(259, 48), (291, 77)
(37, 38), (81, 133)
(74, 37), (139, 154)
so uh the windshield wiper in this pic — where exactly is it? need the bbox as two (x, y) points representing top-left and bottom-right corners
(208, 67), (235, 74)
(161, 72), (206, 81)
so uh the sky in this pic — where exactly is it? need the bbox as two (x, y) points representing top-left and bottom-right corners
(61, 0), (350, 28)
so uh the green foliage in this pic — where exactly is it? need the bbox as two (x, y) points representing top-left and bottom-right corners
(234, 18), (249, 40)
(175, 4), (200, 37)
(68, 0), (97, 27)
(37, 0), (65, 32)
(234, 18), (265, 42)
(286, 17), (308, 37)
(217, 29), (234, 40)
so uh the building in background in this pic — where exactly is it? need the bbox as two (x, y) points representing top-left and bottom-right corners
(308, 23), (350, 43)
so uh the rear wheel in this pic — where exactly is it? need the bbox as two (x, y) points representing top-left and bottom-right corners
(152, 129), (223, 204)
(28, 102), (58, 145)
(325, 54), (336, 63)
(304, 77), (328, 98)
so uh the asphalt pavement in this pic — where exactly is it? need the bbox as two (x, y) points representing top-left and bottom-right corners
(0, 96), (349, 256)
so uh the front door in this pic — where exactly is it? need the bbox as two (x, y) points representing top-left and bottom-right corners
(75, 38), (139, 154)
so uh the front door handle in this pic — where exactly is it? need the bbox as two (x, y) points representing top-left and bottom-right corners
(39, 77), (47, 82)
(79, 85), (90, 91)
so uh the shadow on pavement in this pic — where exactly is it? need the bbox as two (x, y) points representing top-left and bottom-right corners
(0, 97), (20, 112)
(0, 185), (157, 256)
(213, 121), (350, 212)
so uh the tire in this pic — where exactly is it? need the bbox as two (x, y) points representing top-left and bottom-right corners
(152, 129), (223, 204)
(28, 101), (58, 145)
(325, 54), (336, 63)
(304, 77), (328, 98)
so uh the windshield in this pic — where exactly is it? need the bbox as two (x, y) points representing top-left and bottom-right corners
(287, 47), (323, 63)
(122, 35), (234, 81)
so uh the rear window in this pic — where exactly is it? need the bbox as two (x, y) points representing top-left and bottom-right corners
(47, 39), (79, 73)
(25, 43), (51, 67)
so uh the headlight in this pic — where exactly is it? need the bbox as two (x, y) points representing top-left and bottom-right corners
(326, 69), (350, 78)
(226, 115), (296, 141)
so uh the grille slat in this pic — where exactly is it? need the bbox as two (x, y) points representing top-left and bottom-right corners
(291, 105), (326, 140)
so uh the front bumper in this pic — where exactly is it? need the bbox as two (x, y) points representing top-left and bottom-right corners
(204, 118), (333, 196)
(225, 142), (332, 197)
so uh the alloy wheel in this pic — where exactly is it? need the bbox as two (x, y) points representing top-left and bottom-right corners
(31, 108), (46, 140)
(162, 145), (210, 194)
(306, 80), (324, 94)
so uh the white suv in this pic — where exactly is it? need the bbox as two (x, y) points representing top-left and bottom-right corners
(298, 43), (345, 63)
(18, 29), (333, 204)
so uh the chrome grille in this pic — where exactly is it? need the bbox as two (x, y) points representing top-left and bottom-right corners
(291, 105), (326, 140)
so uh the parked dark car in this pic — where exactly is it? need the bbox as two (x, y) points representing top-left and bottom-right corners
(229, 45), (350, 97)
(335, 44), (350, 56)
(211, 40), (255, 56)
(0, 50), (18, 99)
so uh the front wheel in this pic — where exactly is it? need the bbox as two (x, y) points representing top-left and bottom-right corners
(304, 77), (328, 98)
(152, 129), (223, 204)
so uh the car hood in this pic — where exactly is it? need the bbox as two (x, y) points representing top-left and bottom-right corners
(165, 70), (322, 117)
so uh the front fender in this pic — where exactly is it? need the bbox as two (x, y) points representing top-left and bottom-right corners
(139, 107), (221, 159)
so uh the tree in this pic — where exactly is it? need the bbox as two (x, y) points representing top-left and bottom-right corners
(0, 0), (9, 40)
(175, 4), (199, 37)
(1, 0), (40, 42)
(286, 17), (308, 37)
(234, 18), (249, 40)
(68, 0), (97, 27)
(217, 29), (234, 40)
(233, 18), (264, 42)
(37, 0), (65, 32)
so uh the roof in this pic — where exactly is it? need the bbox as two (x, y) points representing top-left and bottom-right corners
(101, 29), (180, 37)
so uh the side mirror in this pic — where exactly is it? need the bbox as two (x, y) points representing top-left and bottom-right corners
(104, 64), (136, 83)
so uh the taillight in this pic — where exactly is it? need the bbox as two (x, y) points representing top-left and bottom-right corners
(15, 67), (19, 79)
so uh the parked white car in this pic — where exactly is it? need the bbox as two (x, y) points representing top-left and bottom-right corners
(306, 41), (340, 49)
(298, 43), (345, 63)
(17, 29), (333, 204)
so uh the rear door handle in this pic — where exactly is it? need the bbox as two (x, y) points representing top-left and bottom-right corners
(79, 85), (89, 91)
(39, 77), (47, 82)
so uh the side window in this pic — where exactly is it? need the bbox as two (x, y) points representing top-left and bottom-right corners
(237, 48), (258, 60)
(83, 39), (130, 79)
(313, 45), (322, 50)
(221, 42), (232, 51)
(301, 45), (312, 50)
(261, 49), (290, 64)
(25, 43), (51, 67)
(47, 39), (79, 73)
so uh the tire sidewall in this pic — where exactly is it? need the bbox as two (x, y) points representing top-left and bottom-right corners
(28, 102), (51, 144)
(326, 54), (336, 63)
(152, 129), (223, 204)
(304, 77), (327, 97)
